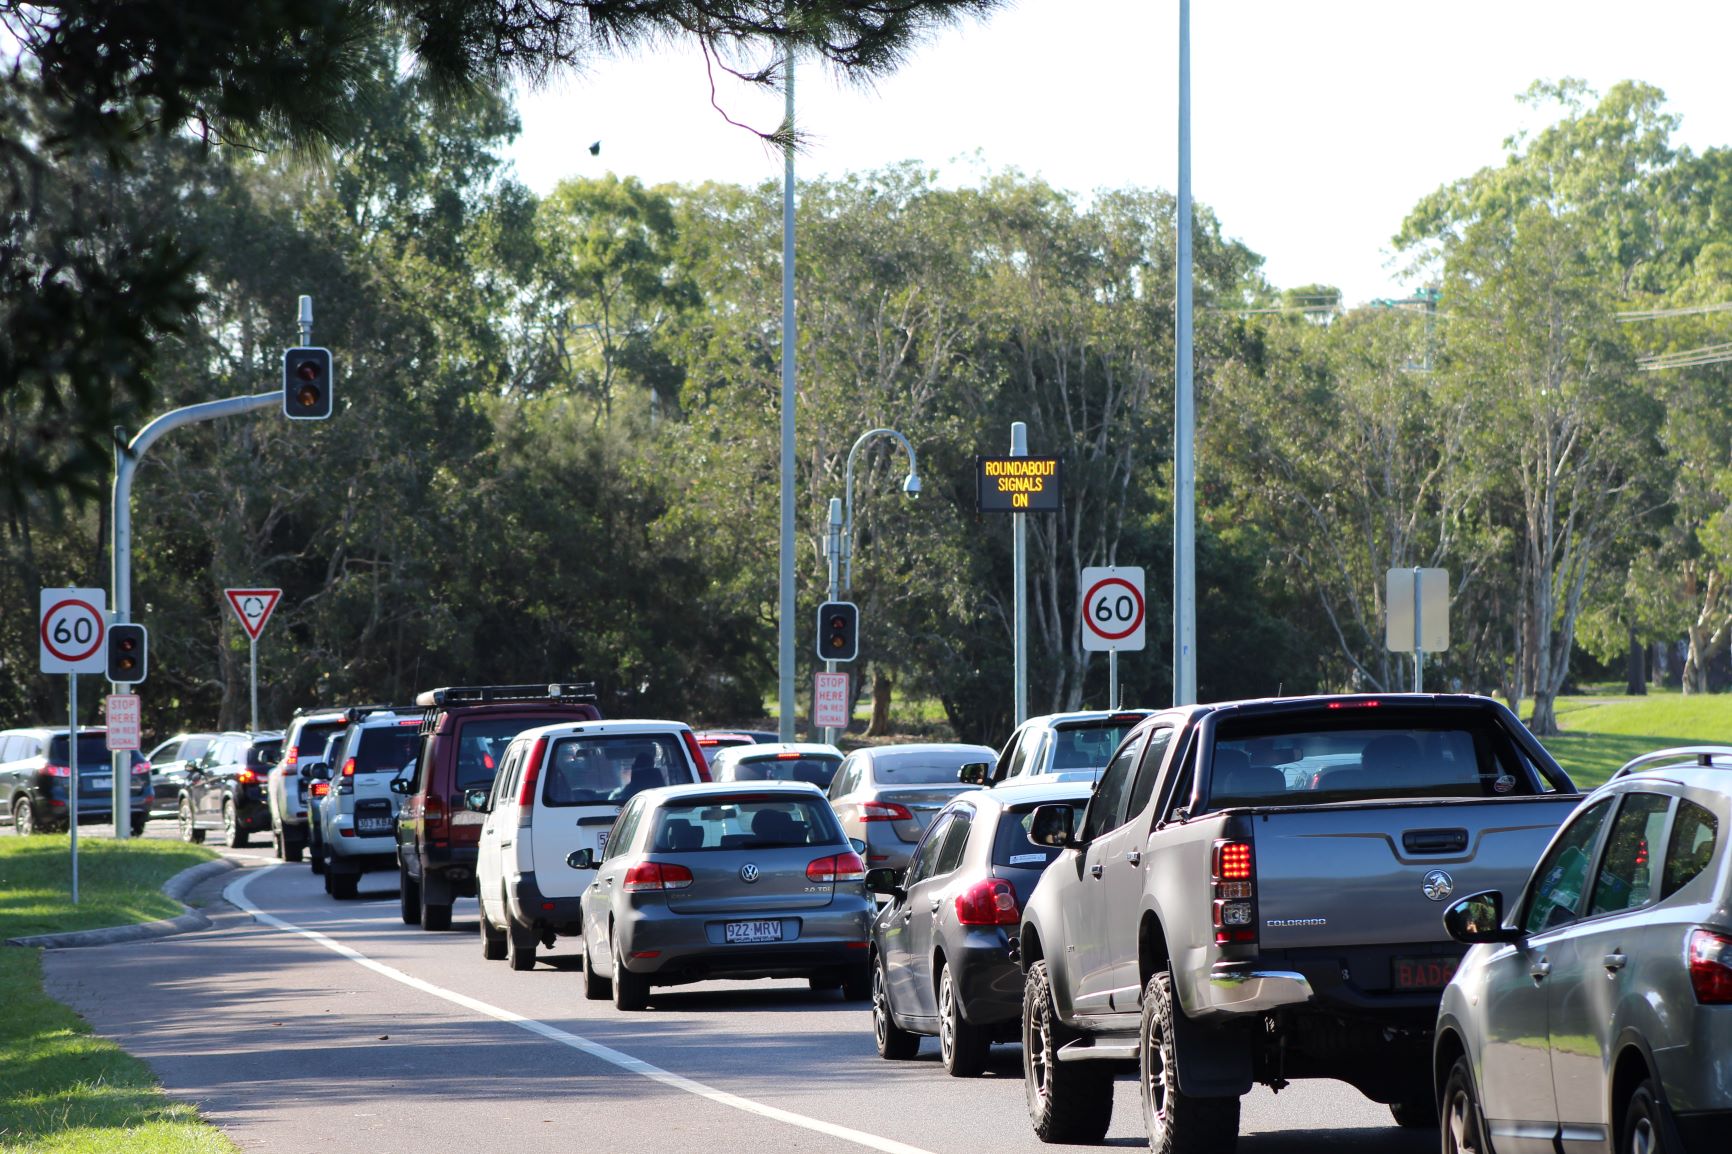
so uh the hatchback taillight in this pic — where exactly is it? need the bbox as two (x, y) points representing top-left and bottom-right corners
(1688, 929), (1732, 1004)
(43, 764), (71, 778)
(1212, 839), (1257, 946)
(955, 877), (1020, 926)
(859, 800), (914, 822)
(807, 851), (867, 883)
(132, 761), (151, 776)
(624, 861), (695, 892)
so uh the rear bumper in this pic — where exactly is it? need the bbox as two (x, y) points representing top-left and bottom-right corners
(1192, 943), (1464, 1021)
(949, 928), (1025, 1025)
(618, 902), (874, 982)
(1201, 963), (1315, 1015)
(509, 872), (585, 933)
(421, 844), (480, 896)
(1675, 1109), (1732, 1154)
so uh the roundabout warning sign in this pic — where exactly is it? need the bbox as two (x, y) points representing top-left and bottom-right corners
(1081, 567), (1146, 653)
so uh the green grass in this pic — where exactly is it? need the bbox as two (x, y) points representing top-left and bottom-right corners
(1534, 691), (1732, 791)
(0, 949), (237, 1153)
(0, 838), (216, 942)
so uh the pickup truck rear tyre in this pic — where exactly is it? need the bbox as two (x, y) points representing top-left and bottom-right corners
(399, 865), (422, 924)
(873, 957), (920, 1060)
(1023, 960), (1113, 1143)
(1140, 971), (1240, 1154)
(938, 963), (991, 1077)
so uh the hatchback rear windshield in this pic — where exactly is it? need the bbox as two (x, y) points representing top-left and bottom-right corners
(1208, 713), (1543, 808)
(720, 754), (842, 789)
(871, 752), (986, 785)
(646, 795), (843, 852)
(542, 733), (691, 805)
(49, 735), (144, 768)
(1050, 722), (1142, 772)
(354, 725), (420, 774)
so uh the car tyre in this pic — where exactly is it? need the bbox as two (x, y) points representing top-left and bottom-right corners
(872, 955), (920, 1060)
(223, 798), (249, 848)
(938, 962), (992, 1077)
(283, 834), (303, 863)
(308, 825), (325, 874)
(612, 947), (650, 1011)
(506, 919), (537, 971)
(399, 864), (422, 925)
(1441, 1055), (1487, 1154)
(479, 906), (508, 961)
(1621, 1079), (1663, 1154)
(178, 797), (205, 844)
(330, 871), (359, 900)
(12, 796), (37, 836)
(583, 939), (612, 1000)
(420, 884), (453, 932)
(1389, 1095), (1439, 1129)
(1141, 969), (1240, 1154)
(841, 962), (871, 1002)
(130, 813), (147, 838)
(1023, 959), (1113, 1143)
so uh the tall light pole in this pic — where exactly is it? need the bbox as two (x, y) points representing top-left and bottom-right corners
(778, 50), (798, 741)
(841, 428), (921, 595)
(1173, 0), (1197, 706)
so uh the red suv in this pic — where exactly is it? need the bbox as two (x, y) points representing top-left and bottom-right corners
(393, 683), (603, 930)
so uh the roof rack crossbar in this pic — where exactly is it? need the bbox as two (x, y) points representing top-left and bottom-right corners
(1611, 745), (1732, 779)
(413, 682), (598, 708)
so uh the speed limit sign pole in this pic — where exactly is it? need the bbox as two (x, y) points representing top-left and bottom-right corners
(40, 588), (108, 905)
(1081, 567), (1146, 709)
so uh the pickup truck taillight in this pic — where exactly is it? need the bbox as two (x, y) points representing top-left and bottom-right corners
(1212, 839), (1258, 945)
(1688, 929), (1732, 1003)
(955, 877), (1020, 926)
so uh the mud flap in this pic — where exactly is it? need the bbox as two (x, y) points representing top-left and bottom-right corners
(1172, 1006), (1253, 1097)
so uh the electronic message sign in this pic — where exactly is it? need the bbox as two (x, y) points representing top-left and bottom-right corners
(976, 456), (1063, 513)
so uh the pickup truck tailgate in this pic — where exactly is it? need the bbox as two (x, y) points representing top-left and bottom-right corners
(1249, 798), (1577, 950)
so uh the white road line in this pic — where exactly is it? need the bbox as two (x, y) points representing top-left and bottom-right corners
(226, 866), (937, 1154)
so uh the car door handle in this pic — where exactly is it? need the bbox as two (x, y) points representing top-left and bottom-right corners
(1530, 958), (1552, 982)
(1126, 850), (1141, 866)
(1603, 952), (1628, 972)
(1090, 862), (1103, 879)
(928, 898), (942, 913)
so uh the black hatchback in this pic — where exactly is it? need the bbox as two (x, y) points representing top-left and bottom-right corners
(867, 781), (1090, 1075)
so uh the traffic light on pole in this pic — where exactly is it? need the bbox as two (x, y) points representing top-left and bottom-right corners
(816, 601), (858, 662)
(107, 623), (148, 684)
(282, 347), (334, 420)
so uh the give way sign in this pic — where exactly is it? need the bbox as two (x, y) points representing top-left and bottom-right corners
(1080, 567), (1146, 653)
(225, 588), (283, 641)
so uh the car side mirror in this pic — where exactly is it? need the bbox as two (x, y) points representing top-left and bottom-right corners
(958, 762), (990, 786)
(390, 777), (411, 795)
(1028, 804), (1076, 848)
(463, 788), (491, 812)
(1443, 890), (1522, 944)
(304, 763), (330, 781)
(864, 867), (904, 899)
(567, 848), (596, 870)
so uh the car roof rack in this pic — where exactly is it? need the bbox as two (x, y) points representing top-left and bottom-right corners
(1611, 745), (1732, 779)
(343, 704), (421, 724)
(414, 682), (598, 708)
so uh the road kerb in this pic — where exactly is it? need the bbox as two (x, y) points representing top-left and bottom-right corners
(6, 857), (238, 949)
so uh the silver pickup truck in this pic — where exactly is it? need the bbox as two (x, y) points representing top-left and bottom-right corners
(1015, 693), (1580, 1151)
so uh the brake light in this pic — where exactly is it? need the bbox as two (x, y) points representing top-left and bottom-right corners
(311, 781), (330, 798)
(955, 877), (1020, 925)
(132, 761), (151, 776)
(681, 729), (711, 782)
(1689, 929), (1732, 1003)
(859, 800), (914, 822)
(517, 738), (548, 807)
(1212, 839), (1257, 945)
(341, 759), (356, 777)
(1110, 713), (1146, 723)
(777, 752), (802, 760)
(425, 790), (446, 840)
(43, 764), (71, 778)
(1326, 700), (1381, 709)
(236, 769), (259, 785)
(807, 851), (867, 883)
(623, 861), (695, 891)
(483, 752), (495, 768)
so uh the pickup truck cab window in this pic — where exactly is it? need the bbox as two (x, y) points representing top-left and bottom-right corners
(999, 731), (1031, 781)
(1124, 727), (1174, 823)
(1080, 735), (1143, 843)
(1522, 796), (1614, 934)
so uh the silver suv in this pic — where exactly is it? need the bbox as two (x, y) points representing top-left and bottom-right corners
(1437, 745), (1732, 1154)
(267, 709), (351, 862)
(312, 707), (421, 900)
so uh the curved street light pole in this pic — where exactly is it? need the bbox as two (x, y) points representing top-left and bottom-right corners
(842, 427), (920, 595)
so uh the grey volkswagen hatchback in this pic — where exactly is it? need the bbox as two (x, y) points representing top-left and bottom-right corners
(575, 781), (874, 1011)
(1435, 745), (1732, 1154)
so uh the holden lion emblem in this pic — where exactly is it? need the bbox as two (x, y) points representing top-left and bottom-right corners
(1422, 870), (1455, 902)
(739, 863), (760, 884)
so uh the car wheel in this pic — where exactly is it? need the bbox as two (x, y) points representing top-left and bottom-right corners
(1390, 1094), (1439, 1129)
(309, 830), (325, 874)
(872, 955), (920, 1059)
(938, 962), (992, 1077)
(808, 972), (844, 991)
(330, 871), (359, 900)
(506, 919), (537, 971)
(322, 857), (334, 894)
(1622, 1079), (1663, 1154)
(1441, 1055), (1487, 1154)
(283, 831), (303, 864)
(178, 798), (205, 844)
(223, 799), (249, 848)
(13, 796), (37, 836)
(399, 865), (422, 925)
(1141, 969), (1240, 1154)
(841, 961), (871, 1002)
(1023, 959), (1113, 1143)
(583, 933), (612, 1000)
(479, 905), (507, 961)
(420, 883), (452, 932)
(612, 945), (650, 1011)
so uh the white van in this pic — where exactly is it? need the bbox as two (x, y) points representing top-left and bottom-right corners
(472, 719), (707, 970)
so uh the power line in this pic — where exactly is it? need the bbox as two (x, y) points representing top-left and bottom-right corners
(1618, 302), (1732, 321)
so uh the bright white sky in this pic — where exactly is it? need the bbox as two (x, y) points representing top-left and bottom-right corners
(504, 1), (1732, 305)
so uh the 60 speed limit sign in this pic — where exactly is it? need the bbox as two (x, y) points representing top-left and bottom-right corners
(40, 587), (108, 674)
(1080, 567), (1145, 652)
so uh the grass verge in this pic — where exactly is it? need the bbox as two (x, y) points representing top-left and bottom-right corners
(0, 837), (215, 942)
(1535, 691), (1732, 791)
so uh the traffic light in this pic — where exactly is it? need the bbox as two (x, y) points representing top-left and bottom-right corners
(107, 623), (148, 684)
(816, 601), (858, 662)
(282, 347), (334, 420)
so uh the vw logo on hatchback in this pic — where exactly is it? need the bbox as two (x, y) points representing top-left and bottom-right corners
(739, 863), (760, 884)
(1422, 869), (1455, 902)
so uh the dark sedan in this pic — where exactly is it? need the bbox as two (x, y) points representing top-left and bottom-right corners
(867, 781), (1090, 1075)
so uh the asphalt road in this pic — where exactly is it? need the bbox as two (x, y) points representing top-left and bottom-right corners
(44, 833), (1436, 1154)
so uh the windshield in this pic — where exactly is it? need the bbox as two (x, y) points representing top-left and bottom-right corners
(1208, 714), (1541, 808)
(353, 725), (420, 774)
(646, 795), (843, 851)
(720, 754), (841, 789)
(1050, 722), (1142, 772)
(541, 733), (692, 805)
(871, 751), (988, 786)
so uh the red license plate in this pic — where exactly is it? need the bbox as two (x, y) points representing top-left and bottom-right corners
(1392, 956), (1459, 990)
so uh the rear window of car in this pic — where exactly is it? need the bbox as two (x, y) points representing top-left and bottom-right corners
(541, 733), (693, 806)
(1050, 722), (1142, 772)
(292, 721), (345, 761)
(248, 740), (283, 767)
(992, 804), (1086, 868)
(870, 752), (985, 785)
(49, 734), (144, 768)
(450, 718), (548, 791)
(1208, 713), (1541, 808)
(353, 726), (420, 773)
(720, 754), (842, 789)
(645, 794), (842, 851)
